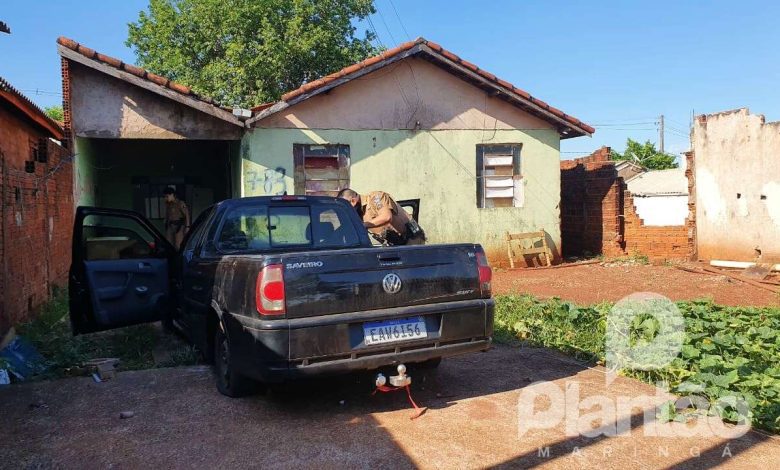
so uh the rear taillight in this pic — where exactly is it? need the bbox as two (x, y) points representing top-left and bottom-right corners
(476, 250), (492, 297)
(256, 264), (286, 316)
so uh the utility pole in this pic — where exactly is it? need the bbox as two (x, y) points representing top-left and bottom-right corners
(659, 114), (665, 153)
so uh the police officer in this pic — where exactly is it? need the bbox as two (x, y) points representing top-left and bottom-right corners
(337, 188), (425, 245)
(163, 187), (190, 249)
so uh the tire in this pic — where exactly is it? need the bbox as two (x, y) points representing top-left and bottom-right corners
(213, 325), (257, 397)
(416, 357), (442, 369)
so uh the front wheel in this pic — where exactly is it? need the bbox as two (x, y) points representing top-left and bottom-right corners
(214, 326), (257, 397)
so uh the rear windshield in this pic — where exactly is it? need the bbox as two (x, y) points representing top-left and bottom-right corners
(216, 204), (361, 252)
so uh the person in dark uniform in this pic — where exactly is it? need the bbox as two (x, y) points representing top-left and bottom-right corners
(163, 187), (190, 249)
(337, 188), (425, 245)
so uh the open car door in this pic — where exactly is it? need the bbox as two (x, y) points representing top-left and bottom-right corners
(69, 207), (175, 335)
(397, 198), (420, 222)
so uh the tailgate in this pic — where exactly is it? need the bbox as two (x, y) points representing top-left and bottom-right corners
(282, 244), (482, 319)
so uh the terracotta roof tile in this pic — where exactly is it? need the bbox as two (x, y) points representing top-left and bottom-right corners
(425, 40), (443, 52)
(459, 59), (479, 72)
(168, 81), (191, 95)
(251, 101), (275, 113)
(511, 86), (531, 99)
(496, 78), (514, 90)
(121, 63), (146, 78)
(56, 37), (222, 108)
(146, 72), (169, 87)
(76, 44), (96, 59)
(478, 69), (497, 82)
(95, 52), (122, 69)
(0, 75), (64, 139)
(270, 37), (594, 135)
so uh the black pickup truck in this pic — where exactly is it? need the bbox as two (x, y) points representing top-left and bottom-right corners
(69, 196), (494, 396)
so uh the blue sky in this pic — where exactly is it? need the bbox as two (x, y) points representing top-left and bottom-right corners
(2, 0), (779, 157)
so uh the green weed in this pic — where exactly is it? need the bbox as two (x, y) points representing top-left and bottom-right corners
(16, 292), (198, 379)
(494, 295), (780, 433)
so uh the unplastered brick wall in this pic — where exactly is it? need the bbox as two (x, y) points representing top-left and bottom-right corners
(622, 185), (690, 260)
(561, 147), (692, 261)
(0, 107), (73, 333)
(561, 147), (624, 257)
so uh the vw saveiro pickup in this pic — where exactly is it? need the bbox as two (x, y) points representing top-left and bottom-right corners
(69, 196), (494, 396)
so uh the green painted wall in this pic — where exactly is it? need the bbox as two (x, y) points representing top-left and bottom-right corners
(74, 137), (98, 206)
(242, 128), (562, 260)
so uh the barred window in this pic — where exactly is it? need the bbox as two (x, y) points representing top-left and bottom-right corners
(476, 144), (523, 208)
(293, 144), (350, 196)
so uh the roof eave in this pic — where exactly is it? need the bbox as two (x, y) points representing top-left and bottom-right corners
(414, 45), (593, 138)
(248, 44), (593, 138)
(0, 82), (64, 139)
(246, 44), (424, 126)
(58, 44), (243, 128)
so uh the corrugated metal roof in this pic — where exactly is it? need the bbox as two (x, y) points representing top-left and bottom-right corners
(626, 168), (688, 196)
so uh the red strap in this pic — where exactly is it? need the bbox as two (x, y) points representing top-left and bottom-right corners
(372, 384), (427, 420)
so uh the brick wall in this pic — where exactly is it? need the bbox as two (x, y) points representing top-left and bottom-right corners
(622, 186), (690, 259)
(61, 58), (73, 150)
(561, 147), (624, 257)
(561, 147), (691, 261)
(0, 105), (73, 333)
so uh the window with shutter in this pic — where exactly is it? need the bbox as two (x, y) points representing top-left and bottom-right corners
(476, 144), (522, 208)
(293, 144), (350, 196)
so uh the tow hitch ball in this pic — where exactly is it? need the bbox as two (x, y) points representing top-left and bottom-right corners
(373, 364), (426, 420)
(376, 364), (412, 388)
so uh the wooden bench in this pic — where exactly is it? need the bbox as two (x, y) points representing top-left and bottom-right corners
(506, 229), (552, 268)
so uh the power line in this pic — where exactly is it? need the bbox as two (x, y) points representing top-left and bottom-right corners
(594, 127), (657, 131)
(387, 0), (411, 40)
(592, 122), (656, 127)
(20, 88), (62, 96)
(665, 116), (689, 128)
(375, 5), (397, 46)
(365, 15), (385, 49)
(586, 116), (657, 123)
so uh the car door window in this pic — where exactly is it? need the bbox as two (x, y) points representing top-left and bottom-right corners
(82, 214), (157, 261)
(183, 207), (213, 253)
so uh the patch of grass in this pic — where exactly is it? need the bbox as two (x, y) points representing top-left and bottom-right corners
(494, 294), (780, 433)
(16, 291), (198, 379)
(494, 295), (609, 362)
(602, 251), (650, 265)
(158, 345), (200, 368)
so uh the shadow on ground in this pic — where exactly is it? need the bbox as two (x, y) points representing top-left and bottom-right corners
(0, 345), (777, 469)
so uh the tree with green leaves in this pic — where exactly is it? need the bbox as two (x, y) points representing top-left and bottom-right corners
(126, 0), (381, 108)
(609, 138), (679, 170)
(44, 105), (63, 122)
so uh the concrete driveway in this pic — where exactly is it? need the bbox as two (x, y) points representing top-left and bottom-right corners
(1, 345), (777, 469)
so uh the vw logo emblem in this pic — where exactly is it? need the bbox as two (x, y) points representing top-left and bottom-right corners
(382, 273), (402, 294)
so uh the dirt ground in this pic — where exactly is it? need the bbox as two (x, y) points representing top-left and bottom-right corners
(493, 263), (779, 307)
(1, 345), (778, 469)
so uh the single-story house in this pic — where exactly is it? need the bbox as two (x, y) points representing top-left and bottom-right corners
(58, 36), (593, 263)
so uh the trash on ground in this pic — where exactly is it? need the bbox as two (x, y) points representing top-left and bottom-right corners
(119, 411), (135, 419)
(0, 335), (48, 381)
(85, 358), (120, 381)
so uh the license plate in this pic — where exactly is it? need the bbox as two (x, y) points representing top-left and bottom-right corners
(363, 317), (427, 346)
